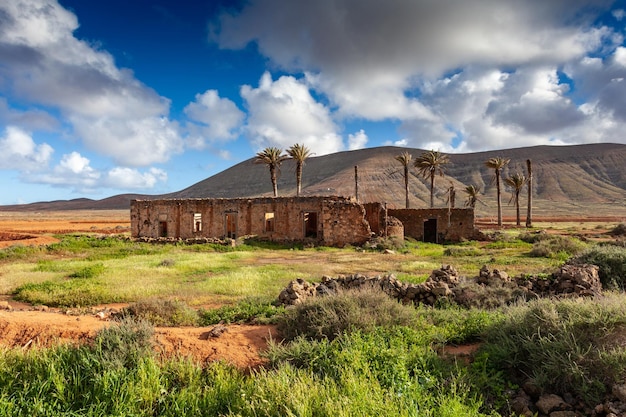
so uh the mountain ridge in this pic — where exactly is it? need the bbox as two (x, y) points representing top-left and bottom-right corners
(2, 143), (626, 218)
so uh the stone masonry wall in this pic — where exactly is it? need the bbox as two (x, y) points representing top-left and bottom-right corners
(388, 208), (476, 242)
(131, 196), (372, 247)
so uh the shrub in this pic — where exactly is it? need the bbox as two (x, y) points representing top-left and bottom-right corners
(199, 297), (284, 325)
(277, 287), (417, 342)
(121, 299), (199, 327)
(68, 263), (105, 279)
(518, 230), (549, 243)
(94, 317), (154, 369)
(609, 223), (626, 236)
(443, 246), (482, 257)
(528, 235), (585, 258)
(570, 245), (626, 289)
(480, 296), (626, 405)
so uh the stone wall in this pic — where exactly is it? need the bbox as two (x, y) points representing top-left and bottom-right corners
(277, 264), (602, 307)
(388, 208), (476, 243)
(131, 196), (372, 247)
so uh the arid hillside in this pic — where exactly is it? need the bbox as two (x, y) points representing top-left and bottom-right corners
(2, 143), (626, 218)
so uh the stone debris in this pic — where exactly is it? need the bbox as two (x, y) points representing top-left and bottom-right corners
(277, 264), (602, 307)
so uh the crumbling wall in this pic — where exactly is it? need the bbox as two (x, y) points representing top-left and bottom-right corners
(131, 196), (372, 247)
(388, 208), (476, 242)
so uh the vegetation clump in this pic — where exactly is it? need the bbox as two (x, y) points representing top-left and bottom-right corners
(570, 245), (626, 289)
(277, 287), (418, 341)
(199, 297), (284, 325)
(120, 299), (200, 327)
(528, 235), (585, 259)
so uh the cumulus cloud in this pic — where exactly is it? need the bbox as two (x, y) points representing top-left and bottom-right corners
(0, 126), (53, 170)
(348, 130), (368, 150)
(105, 167), (168, 189)
(0, 0), (184, 166)
(184, 89), (245, 148)
(241, 72), (344, 155)
(216, 0), (613, 121)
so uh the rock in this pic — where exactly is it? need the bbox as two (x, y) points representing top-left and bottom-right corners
(549, 411), (579, 417)
(522, 380), (542, 399)
(206, 324), (228, 338)
(0, 301), (12, 311)
(613, 384), (626, 403)
(536, 394), (568, 414)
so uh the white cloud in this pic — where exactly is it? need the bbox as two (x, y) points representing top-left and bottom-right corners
(71, 116), (183, 166)
(348, 129), (368, 150)
(0, 126), (53, 170)
(184, 90), (245, 148)
(105, 167), (167, 189)
(217, 0), (614, 122)
(0, 0), (183, 166)
(241, 72), (344, 155)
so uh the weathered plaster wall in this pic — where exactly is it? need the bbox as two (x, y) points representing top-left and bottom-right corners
(131, 197), (372, 247)
(388, 208), (475, 242)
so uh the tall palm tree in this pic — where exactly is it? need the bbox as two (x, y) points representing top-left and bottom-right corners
(286, 143), (313, 197)
(414, 150), (450, 208)
(462, 185), (483, 209)
(485, 156), (510, 227)
(394, 151), (413, 208)
(504, 172), (527, 226)
(254, 147), (288, 197)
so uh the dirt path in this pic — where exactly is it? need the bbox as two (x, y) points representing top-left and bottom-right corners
(0, 301), (277, 369)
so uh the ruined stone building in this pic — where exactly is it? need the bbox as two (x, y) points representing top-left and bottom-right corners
(130, 196), (476, 246)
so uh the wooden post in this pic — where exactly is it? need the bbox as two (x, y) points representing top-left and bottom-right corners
(354, 165), (359, 202)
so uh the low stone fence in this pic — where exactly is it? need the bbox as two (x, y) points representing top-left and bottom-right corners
(277, 264), (602, 307)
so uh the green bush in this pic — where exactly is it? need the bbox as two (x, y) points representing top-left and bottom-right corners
(443, 246), (482, 257)
(198, 297), (283, 325)
(278, 287), (417, 341)
(571, 245), (626, 289)
(480, 296), (626, 405)
(94, 317), (155, 369)
(518, 230), (549, 243)
(528, 235), (585, 259)
(121, 298), (199, 326)
(13, 279), (110, 307)
(68, 263), (105, 279)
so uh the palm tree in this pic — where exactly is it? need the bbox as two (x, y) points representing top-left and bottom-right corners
(286, 143), (313, 197)
(485, 157), (510, 227)
(394, 151), (413, 208)
(462, 185), (483, 209)
(504, 172), (527, 226)
(414, 150), (450, 208)
(254, 147), (288, 197)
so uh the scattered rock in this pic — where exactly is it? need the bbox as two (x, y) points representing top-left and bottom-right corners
(536, 394), (569, 415)
(205, 324), (228, 338)
(0, 301), (12, 311)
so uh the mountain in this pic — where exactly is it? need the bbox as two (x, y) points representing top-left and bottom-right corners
(2, 143), (626, 218)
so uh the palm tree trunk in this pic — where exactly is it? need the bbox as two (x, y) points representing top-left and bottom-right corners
(526, 159), (533, 228)
(270, 168), (278, 197)
(404, 166), (409, 208)
(429, 174), (435, 208)
(495, 170), (502, 227)
(515, 191), (521, 226)
(296, 163), (303, 197)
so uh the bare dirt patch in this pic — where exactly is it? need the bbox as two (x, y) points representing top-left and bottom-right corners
(0, 304), (276, 369)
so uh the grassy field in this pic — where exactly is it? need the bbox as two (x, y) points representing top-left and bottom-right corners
(1, 220), (626, 416)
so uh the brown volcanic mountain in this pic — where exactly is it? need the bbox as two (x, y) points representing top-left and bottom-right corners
(2, 143), (626, 218)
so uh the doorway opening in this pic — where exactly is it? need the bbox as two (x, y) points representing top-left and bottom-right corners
(225, 213), (237, 239)
(303, 212), (318, 238)
(159, 221), (168, 238)
(423, 218), (437, 243)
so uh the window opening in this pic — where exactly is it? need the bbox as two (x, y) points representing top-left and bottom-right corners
(303, 212), (318, 238)
(194, 213), (202, 232)
(265, 212), (275, 232)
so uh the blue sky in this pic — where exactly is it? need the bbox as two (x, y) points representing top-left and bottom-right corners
(1, 0), (626, 204)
